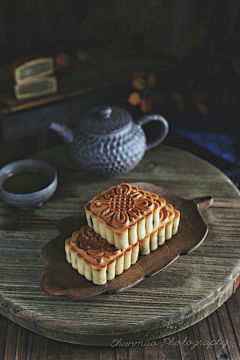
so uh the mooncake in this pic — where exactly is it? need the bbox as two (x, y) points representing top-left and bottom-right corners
(65, 225), (139, 285)
(13, 55), (54, 84)
(14, 76), (57, 99)
(85, 183), (180, 250)
(138, 202), (180, 255)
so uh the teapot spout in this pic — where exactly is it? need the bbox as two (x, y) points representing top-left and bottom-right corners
(50, 123), (73, 146)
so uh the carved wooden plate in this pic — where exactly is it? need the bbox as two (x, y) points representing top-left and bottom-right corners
(40, 182), (213, 301)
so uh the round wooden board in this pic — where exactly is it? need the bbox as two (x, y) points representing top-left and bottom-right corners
(0, 144), (240, 346)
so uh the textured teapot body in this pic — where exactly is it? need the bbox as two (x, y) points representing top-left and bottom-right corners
(69, 122), (146, 177)
(50, 105), (169, 177)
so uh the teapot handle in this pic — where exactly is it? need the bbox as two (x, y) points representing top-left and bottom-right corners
(137, 114), (169, 150)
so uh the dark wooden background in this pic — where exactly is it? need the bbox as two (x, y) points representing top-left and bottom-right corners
(0, 0), (239, 65)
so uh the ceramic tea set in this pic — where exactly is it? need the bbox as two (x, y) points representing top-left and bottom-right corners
(0, 105), (169, 209)
(50, 105), (169, 177)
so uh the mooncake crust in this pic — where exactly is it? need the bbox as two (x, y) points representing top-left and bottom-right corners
(65, 225), (139, 285)
(89, 183), (155, 229)
(84, 183), (180, 249)
(66, 202), (180, 285)
(67, 225), (120, 266)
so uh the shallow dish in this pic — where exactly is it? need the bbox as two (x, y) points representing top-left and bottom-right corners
(40, 182), (213, 301)
(0, 159), (58, 209)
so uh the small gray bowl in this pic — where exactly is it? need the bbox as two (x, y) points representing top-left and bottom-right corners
(0, 159), (58, 209)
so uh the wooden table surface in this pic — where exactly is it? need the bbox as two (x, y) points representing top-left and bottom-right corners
(0, 144), (240, 359)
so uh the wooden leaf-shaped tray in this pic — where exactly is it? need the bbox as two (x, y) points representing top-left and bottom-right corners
(40, 182), (213, 301)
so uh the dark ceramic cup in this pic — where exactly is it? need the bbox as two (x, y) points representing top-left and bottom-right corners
(0, 159), (58, 209)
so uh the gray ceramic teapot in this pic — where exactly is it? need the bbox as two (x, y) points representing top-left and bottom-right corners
(50, 105), (169, 177)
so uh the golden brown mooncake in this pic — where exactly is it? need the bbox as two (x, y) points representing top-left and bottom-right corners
(138, 203), (180, 255)
(65, 225), (139, 285)
(13, 55), (54, 84)
(14, 76), (57, 100)
(84, 183), (180, 250)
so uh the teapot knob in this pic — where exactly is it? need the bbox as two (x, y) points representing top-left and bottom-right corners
(100, 106), (112, 119)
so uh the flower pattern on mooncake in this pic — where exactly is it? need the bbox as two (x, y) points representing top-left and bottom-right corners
(65, 225), (139, 285)
(85, 183), (168, 249)
(90, 183), (155, 229)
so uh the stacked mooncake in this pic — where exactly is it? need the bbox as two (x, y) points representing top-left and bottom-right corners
(65, 183), (180, 285)
(65, 225), (139, 285)
(13, 55), (57, 99)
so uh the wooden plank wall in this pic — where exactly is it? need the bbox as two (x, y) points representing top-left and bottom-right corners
(0, 290), (239, 360)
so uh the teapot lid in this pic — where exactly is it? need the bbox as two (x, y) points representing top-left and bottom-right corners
(79, 106), (132, 134)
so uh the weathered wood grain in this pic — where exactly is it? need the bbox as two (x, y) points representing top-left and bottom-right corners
(217, 303), (240, 359)
(226, 292), (240, 349)
(0, 144), (239, 347)
(178, 327), (199, 360)
(207, 311), (230, 359)
(4, 319), (18, 360)
(15, 325), (28, 360)
(0, 314), (8, 360)
(191, 323), (208, 360)
(1, 294), (240, 360)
